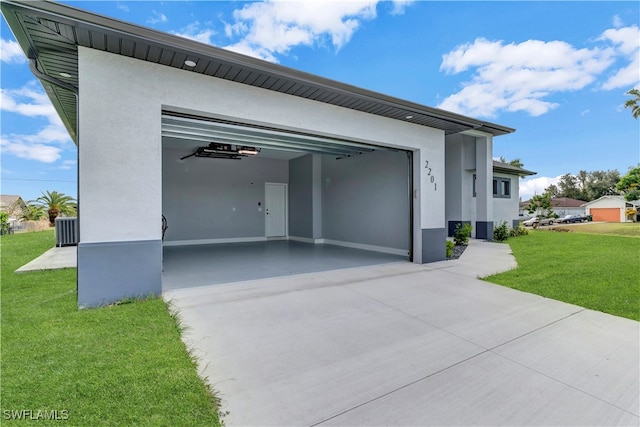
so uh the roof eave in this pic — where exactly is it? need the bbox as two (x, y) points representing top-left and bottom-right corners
(2, 0), (516, 139)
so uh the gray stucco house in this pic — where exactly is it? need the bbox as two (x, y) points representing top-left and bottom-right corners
(3, 0), (526, 307)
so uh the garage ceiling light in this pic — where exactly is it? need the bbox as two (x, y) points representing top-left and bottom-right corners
(184, 60), (197, 67)
(238, 146), (259, 155)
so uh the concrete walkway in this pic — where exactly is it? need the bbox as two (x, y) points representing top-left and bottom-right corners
(15, 246), (77, 273)
(165, 240), (639, 426)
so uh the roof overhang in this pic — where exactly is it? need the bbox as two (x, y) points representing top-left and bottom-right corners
(1, 0), (516, 146)
(492, 161), (536, 177)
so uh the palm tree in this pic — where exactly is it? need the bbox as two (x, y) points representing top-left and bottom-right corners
(498, 156), (525, 178)
(507, 158), (524, 169)
(20, 203), (46, 221)
(498, 156), (524, 169)
(32, 191), (77, 226)
(624, 88), (640, 119)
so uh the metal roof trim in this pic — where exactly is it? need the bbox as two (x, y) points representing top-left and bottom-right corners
(492, 161), (537, 176)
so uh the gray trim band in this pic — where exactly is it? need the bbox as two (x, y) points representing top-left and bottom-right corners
(421, 228), (446, 263)
(78, 239), (162, 308)
(475, 221), (494, 241)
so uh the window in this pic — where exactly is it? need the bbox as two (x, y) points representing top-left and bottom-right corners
(501, 179), (510, 197)
(494, 178), (511, 199)
(475, 176), (512, 198)
(473, 174), (476, 197)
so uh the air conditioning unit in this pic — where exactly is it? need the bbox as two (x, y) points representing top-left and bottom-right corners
(55, 217), (78, 247)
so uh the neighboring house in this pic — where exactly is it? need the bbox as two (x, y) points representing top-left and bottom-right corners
(550, 197), (588, 216)
(519, 197), (586, 217)
(581, 196), (640, 222)
(445, 147), (536, 237)
(0, 195), (28, 219)
(3, 1), (524, 307)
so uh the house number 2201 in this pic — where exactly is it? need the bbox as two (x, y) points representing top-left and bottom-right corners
(425, 160), (437, 191)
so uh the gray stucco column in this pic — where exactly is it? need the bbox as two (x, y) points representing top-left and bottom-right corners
(77, 47), (162, 308)
(416, 141), (446, 263)
(475, 136), (494, 240)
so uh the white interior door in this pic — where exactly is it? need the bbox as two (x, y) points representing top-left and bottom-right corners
(265, 183), (287, 237)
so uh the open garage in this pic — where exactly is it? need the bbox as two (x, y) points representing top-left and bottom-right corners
(161, 113), (412, 289)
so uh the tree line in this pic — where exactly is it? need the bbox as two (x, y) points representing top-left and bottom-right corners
(544, 166), (640, 203)
(544, 169), (622, 202)
(526, 166), (640, 218)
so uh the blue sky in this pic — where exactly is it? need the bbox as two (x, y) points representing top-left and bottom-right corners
(1, 1), (639, 203)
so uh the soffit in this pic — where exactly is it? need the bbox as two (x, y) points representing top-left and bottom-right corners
(1, 0), (515, 146)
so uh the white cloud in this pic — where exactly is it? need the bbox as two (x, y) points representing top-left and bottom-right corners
(148, 10), (168, 25)
(599, 25), (640, 90)
(0, 86), (58, 118)
(438, 37), (615, 117)
(168, 0), (413, 61)
(0, 82), (72, 163)
(60, 159), (77, 170)
(389, 0), (413, 15)
(0, 138), (62, 163)
(0, 39), (26, 64)
(171, 22), (216, 45)
(117, 3), (130, 13)
(519, 176), (561, 201)
(438, 22), (639, 118)
(222, 0), (412, 62)
(612, 15), (623, 29)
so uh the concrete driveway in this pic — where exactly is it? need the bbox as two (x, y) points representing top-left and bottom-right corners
(165, 242), (639, 426)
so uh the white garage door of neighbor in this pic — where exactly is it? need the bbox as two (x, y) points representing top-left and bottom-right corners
(265, 183), (287, 237)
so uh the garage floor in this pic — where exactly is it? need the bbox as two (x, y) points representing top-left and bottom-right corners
(165, 241), (639, 426)
(162, 240), (407, 290)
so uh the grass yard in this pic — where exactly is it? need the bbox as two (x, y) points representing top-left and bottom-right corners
(0, 230), (222, 426)
(552, 221), (640, 238)
(486, 230), (640, 321)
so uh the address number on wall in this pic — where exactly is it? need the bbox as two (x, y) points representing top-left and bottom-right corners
(425, 160), (437, 191)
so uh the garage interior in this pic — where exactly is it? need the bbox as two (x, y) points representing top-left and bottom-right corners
(161, 112), (412, 289)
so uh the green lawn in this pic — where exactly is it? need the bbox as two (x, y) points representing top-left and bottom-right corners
(486, 231), (640, 321)
(0, 231), (222, 426)
(552, 222), (640, 238)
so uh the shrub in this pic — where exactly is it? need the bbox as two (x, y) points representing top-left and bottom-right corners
(446, 240), (454, 257)
(509, 224), (529, 237)
(454, 223), (472, 246)
(0, 212), (8, 235)
(493, 221), (510, 242)
(20, 203), (46, 221)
